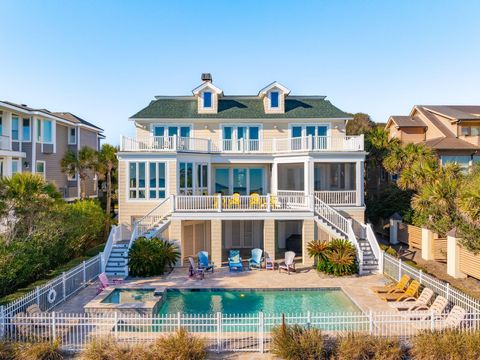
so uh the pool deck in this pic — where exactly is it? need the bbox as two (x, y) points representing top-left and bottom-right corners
(55, 266), (393, 313)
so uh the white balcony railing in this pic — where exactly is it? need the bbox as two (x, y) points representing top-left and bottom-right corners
(0, 135), (11, 151)
(120, 135), (364, 153)
(315, 190), (357, 206)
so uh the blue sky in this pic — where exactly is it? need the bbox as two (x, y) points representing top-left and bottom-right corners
(1, 1), (479, 144)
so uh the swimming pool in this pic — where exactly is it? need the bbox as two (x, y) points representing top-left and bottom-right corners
(157, 288), (361, 315)
(102, 288), (157, 304)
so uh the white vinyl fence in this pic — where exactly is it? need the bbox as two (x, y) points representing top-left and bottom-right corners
(0, 255), (102, 318)
(383, 252), (480, 313)
(1, 311), (480, 353)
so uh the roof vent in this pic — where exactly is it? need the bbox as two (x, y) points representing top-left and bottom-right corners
(201, 73), (212, 82)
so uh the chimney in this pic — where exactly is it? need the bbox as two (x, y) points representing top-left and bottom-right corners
(201, 73), (212, 83)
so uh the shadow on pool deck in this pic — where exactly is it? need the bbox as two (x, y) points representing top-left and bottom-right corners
(54, 266), (392, 314)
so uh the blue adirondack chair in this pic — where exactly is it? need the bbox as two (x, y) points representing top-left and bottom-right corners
(248, 248), (263, 270)
(228, 250), (243, 271)
(197, 251), (215, 273)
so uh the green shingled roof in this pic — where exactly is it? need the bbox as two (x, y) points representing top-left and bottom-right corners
(131, 97), (350, 119)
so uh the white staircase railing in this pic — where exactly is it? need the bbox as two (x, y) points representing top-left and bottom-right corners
(314, 196), (365, 274)
(365, 223), (382, 272)
(101, 225), (118, 272)
(129, 196), (172, 249)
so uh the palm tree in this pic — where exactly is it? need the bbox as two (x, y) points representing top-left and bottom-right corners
(95, 144), (118, 232)
(61, 147), (97, 199)
(457, 164), (480, 226)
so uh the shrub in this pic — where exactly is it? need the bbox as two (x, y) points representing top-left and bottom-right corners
(13, 339), (63, 360)
(152, 328), (207, 360)
(128, 237), (180, 277)
(307, 240), (329, 265)
(315, 239), (358, 276)
(334, 334), (405, 360)
(271, 323), (324, 360)
(411, 330), (480, 360)
(80, 337), (127, 360)
(0, 341), (12, 360)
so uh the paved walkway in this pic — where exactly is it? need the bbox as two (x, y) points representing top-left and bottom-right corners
(55, 266), (392, 313)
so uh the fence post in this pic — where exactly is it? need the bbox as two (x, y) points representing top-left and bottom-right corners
(177, 312), (181, 331)
(307, 310), (311, 329)
(0, 306), (5, 340)
(62, 272), (67, 301)
(369, 310), (373, 335)
(114, 312), (118, 339)
(83, 260), (87, 285)
(216, 312), (222, 353)
(446, 283), (450, 301)
(36, 286), (40, 305)
(259, 311), (264, 353)
(52, 311), (56, 339)
(217, 194), (222, 213)
(379, 250), (385, 274)
(430, 310), (435, 331)
(419, 270), (423, 285)
(398, 258), (402, 281)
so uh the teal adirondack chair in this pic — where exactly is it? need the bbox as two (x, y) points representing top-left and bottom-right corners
(248, 248), (263, 270)
(197, 251), (215, 273)
(228, 250), (243, 271)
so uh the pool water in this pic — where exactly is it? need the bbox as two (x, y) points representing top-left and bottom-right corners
(157, 288), (360, 315)
(102, 288), (157, 304)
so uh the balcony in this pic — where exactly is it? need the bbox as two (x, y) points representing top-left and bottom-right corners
(120, 135), (364, 153)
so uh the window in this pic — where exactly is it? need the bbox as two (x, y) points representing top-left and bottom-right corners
(461, 126), (480, 136)
(270, 91), (279, 108)
(233, 168), (247, 195)
(214, 167), (265, 195)
(12, 116), (19, 141)
(151, 125), (191, 138)
(36, 119), (42, 141)
(222, 125), (261, 151)
(215, 168), (229, 194)
(203, 92), (212, 108)
(22, 118), (31, 141)
(129, 161), (166, 200)
(197, 164), (208, 195)
(153, 126), (164, 137)
(67, 172), (77, 181)
(11, 159), (21, 174)
(36, 161), (45, 179)
(179, 162), (193, 195)
(43, 120), (53, 143)
(314, 163), (356, 191)
(441, 155), (470, 172)
(68, 127), (76, 144)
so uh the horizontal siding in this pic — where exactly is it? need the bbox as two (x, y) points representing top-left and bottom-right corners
(459, 247), (480, 280)
(398, 224), (422, 249)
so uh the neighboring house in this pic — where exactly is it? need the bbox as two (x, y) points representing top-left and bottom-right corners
(385, 105), (480, 171)
(111, 74), (374, 277)
(0, 101), (104, 200)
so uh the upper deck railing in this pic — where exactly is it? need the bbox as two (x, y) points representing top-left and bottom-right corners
(120, 134), (364, 153)
(0, 135), (11, 151)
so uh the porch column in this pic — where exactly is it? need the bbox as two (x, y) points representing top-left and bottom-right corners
(169, 220), (183, 266)
(211, 220), (222, 266)
(271, 162), (278, 195)
(447, 228), (467, 279)
(302, 219), (315, 266)
(4, 157), (12, 177)
(264, 219), (275, 261)
(356, 161), (364, 206)
(304, 159), (314, 196)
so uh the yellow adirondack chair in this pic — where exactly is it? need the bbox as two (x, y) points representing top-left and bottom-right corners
(249, 193), (261, 208)
(229, 193), (241, 208)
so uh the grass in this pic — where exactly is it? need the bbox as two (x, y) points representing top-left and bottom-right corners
(0, 242), (105, 305)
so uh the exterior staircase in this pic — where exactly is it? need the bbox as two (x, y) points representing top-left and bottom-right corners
(313, 195), (380, 274)
(105, 241), (129, 277)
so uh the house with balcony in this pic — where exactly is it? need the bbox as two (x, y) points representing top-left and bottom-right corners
(385, 105), (480, 171)
(110, 74), (378, 277)
(0, 101), (104, 200)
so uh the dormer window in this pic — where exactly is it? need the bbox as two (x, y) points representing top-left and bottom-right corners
(203, 92), (212, 108)
(270, 91), (279, 109)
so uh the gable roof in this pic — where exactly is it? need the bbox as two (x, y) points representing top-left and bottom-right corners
(258, 81), (291, 97)
(421, 137), (479, 150)
(130, 96), (350, 119)
(386, 115), (427, 129)
(191, 82), (223, 95)
(420, 105), (480, 122)
(52, 112), (104, 131)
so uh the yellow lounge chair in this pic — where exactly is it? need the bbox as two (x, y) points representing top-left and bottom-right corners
(371, 274), (411, 294)
(379, 280), (420, 302)
(249, 193), (261, 208)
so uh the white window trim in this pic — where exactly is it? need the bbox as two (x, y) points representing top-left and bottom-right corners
(11, 115), (20, 141)
(213, 166), (267, 195)
(35, 160), (46, 180)
(68, 127), (77, 145)
(288, 123), (331, 137)
(127, 160), (168, 202)
(202, 91), (213, 109)
(268, 91), (280, 110)
(21, 117), (31, 142)
(41, 119), (54, 144)
(220, 124), (263, 141)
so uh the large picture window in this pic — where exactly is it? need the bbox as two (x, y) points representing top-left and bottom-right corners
(215, 167), (264, 195)
(129, 161), (166, 200)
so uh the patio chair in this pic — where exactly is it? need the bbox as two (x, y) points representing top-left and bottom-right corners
(279, 251), (296, 274)
(407, 295), (448, 317)
(248, 248), (263, 270)
(390, 288), (434, 311)
(379, 280), (420, 301)
(413, 305), (466, 330)
(270, 195), (278, 209)
(264, 251), (275, 270)
(249, 193), (261, 209)
(96, 272), (124, 294)
(229, 193), (241, 208)
(371, 274), (411, 294)
(228, 250), (243, 272)
(188, 257), (205, 280)
(197, 251), (215, 273)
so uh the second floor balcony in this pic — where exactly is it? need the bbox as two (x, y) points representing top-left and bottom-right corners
(0, 135), (12, 151)
(120, 134), (364, 154)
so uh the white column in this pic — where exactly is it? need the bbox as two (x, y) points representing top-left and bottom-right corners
(207, 162), (212, 194)
(356, 161), (364, 206)
(447, 230), (467, 279)
(389, 218), (401, 245)
(303, 159), (314, 196)
(421, 227), (435, 261)
(4, 157), (12, 177)
(271, 162), (278, 194)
